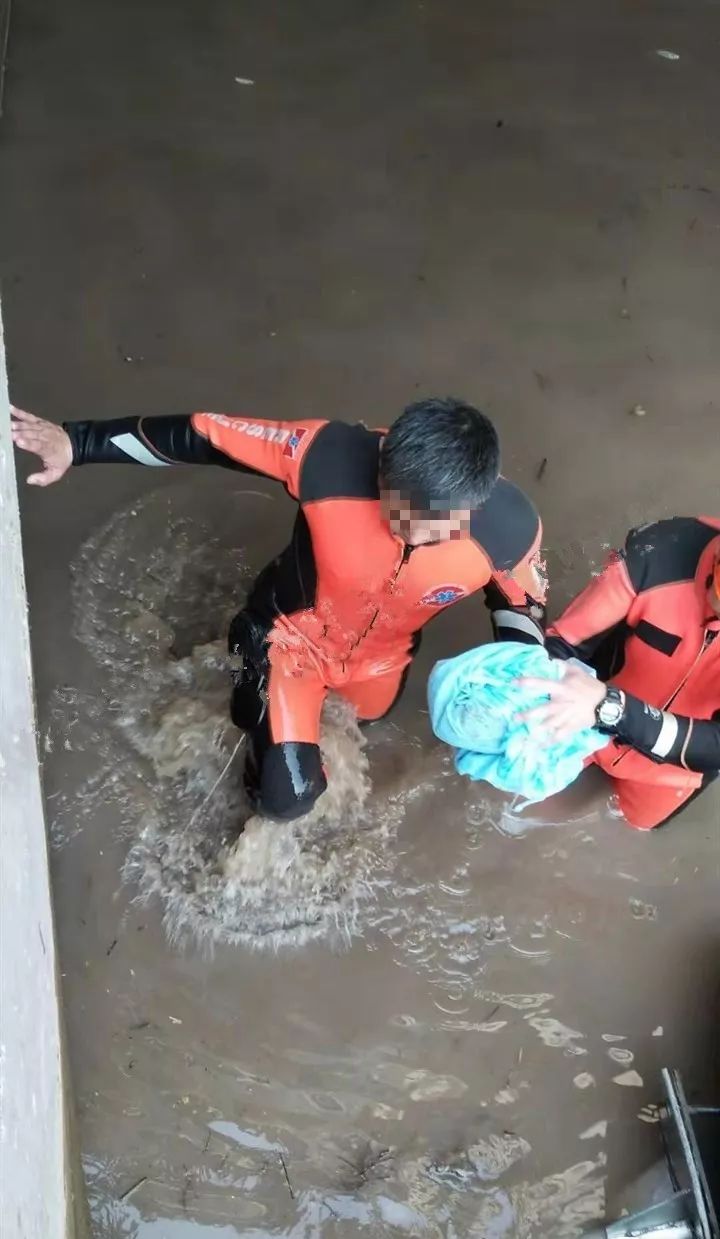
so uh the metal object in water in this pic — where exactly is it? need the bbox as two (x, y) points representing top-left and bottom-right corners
(585, 1069), (719, 1239)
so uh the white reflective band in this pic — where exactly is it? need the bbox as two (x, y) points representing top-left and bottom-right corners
(651, 711), (679, 758)
(110, 432), (171, 467)
(492, 609), (543, 642)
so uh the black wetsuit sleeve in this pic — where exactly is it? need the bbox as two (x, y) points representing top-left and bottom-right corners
(65, 416), (255, 470)
(545, 632), (579, 660)
(615, 694), (720, 774)
(483, 580), (546, 646)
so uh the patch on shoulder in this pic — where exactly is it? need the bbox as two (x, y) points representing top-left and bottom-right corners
(421, 585), (468, 607)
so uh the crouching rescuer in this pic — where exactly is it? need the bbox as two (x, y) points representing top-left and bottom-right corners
(522, 517), (720, 830)
(11, 397), (547, 821)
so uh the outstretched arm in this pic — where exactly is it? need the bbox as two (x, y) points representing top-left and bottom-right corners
(11, 407), (321, 497)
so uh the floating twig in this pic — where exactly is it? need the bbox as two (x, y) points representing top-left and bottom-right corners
(279, 1152), (295, 1200)
(186, 735), (245, 830)
(119, 1176), (147, 1203)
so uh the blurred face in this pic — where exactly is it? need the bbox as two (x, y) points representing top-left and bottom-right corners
(380, 489), (472, 546)
(709, 558), (720, 617)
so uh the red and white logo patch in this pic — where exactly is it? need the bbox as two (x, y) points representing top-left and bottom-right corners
(421, 584), (467, 607)
(283, 427), (308, 458)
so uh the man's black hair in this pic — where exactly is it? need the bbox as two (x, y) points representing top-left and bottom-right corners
(379, 397), (500, 508)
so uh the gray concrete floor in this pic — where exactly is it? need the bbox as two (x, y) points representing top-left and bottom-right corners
(1, 0), (719, 1235)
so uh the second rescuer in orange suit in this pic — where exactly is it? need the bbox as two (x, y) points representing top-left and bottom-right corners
(11, 398), (547, 821)
(522, 517), (720, 830)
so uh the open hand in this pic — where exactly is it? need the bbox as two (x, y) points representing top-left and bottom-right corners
(516, 664), (606, 740)
(10, 407), (73, 486)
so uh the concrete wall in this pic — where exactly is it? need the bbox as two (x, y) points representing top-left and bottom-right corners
(0, 302), (87, 1236)
(0, 0), (10, 118)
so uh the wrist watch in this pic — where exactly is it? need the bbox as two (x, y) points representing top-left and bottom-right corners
(595, 686), (626, 732)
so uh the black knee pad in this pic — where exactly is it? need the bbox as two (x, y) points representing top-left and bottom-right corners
(258, 742), (327, 821)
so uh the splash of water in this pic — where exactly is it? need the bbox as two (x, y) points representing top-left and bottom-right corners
(126, 694), (390, 951)
(63, 489), (398, 950)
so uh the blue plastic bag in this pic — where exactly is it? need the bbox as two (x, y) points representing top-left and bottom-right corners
(428, 642), (607, 807)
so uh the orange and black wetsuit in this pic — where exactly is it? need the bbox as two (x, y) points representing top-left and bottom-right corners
(66, 412), (547, 818)
(546, 517), (720, 830)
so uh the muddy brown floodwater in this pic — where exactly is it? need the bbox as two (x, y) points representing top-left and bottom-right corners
(2, 0), (720, 1235)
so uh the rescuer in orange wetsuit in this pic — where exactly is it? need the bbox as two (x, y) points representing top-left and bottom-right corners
(12, 398), (547, 820)
(520, 517), (720, 830)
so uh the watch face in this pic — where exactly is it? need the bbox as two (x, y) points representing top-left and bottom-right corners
(599, 697), (623, 726)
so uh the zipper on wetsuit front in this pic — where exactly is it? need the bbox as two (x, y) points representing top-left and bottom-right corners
(370, 541), (414, 628)
(341, 542), (414, 669)
(610, 627), (717, 769)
